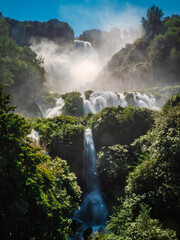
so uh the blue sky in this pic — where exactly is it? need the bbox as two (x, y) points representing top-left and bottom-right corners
(1, 0), (180, 36)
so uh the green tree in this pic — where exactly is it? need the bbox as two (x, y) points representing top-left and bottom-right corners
(141, 5), (164, 39)
(0, 87), (81, 239)
(62, 92), (84, 117)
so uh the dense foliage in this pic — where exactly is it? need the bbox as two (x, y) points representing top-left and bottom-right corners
(89, 105), (154, 150)
(33, 115), (85, 187)
(0, 15), (55, 117)
(97, 144), (136, 210)
(141, 5), (164, 39)
(0, 87), (81, 239)
(95, 94), (180, 239)
(61, 92), (84, 117)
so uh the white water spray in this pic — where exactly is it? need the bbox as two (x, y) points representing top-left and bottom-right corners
(44, 97), (65, 118)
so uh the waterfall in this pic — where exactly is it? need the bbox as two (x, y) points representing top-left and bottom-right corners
(83, 129), (100, 193)
(134, 92), (158, 110)
(74, 40), (92, 50)
(83, 91), (159, 115)
(35, 98), (45, 118)
(27, 130), (40, 146)
(83, 92), (120, 115)
(41, 91), (158, 119)
(44, 97), (65, 118)
(72, 129), (108, 239)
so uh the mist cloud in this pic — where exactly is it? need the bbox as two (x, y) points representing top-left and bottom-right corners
(30, 39), (103, 93)
(30, 2), (144, 93)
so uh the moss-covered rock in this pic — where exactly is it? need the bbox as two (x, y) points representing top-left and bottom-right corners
(84, 90), (93, 100)
(124, 92), (136, 106)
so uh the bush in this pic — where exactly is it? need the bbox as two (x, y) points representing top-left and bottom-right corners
(0, 87), (82, 239)
(162, 93), (180, 112)
(62, 92), (83, 117)
(33, 115), (85, 187)
(97, 205), (177, 240)
(97, 144), (136, 210)
(89, 105), (154, 150)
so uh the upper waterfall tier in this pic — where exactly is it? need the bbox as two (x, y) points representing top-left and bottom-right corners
(44, 91), (159, 118)
(83, 91), (159, 115)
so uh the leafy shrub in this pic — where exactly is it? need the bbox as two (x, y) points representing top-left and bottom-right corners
(89, 105), (154, 150)
(162, 93), (180, 112)
(0, 87), (81, 239)
(33, 116), (85, 187)
(96, 205), (177, 240)
(62, 92), (83, 117)
(97, 144), (136, 209)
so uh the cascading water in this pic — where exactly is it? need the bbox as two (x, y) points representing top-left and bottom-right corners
(83, 92), (121, 115)
(83, 91), (159, 115)
(72, 129), (108, 239)
(35, 98), (45, 118)
(44, 97), (65, 118)
(42, 91), (158, 119)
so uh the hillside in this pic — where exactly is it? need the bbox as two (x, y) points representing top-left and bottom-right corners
(94, 12), (180, 91)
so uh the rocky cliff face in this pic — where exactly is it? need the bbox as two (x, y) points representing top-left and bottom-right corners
(5, 17), (74, 46)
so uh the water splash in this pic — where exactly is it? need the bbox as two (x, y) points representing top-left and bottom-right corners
(133, 92), (158, 110)
(44, 97), (65, 118)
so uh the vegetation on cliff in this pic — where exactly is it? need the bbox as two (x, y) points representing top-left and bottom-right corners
(95, 94), (180, 239)
(0, 87), (81, 239)
(61, 92), (84, 117)
(0, 14), (55, 117)
(89, 105), (155, 150)
(96, 6), (180, 91)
